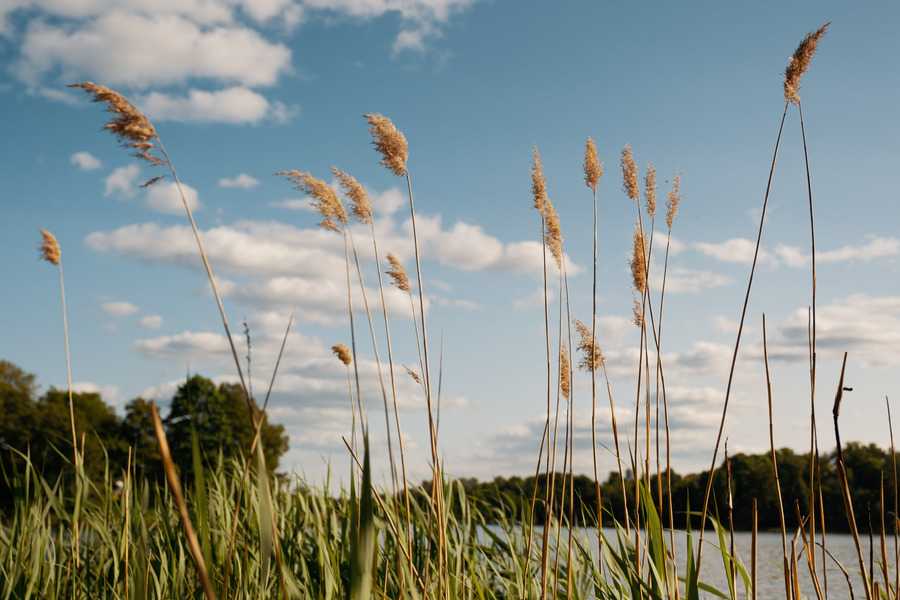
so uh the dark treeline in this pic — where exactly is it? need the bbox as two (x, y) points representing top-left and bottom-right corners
(0, 360), (288, 504)
(453, 443), (900, 532)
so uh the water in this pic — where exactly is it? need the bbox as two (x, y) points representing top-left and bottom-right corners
(519, 527), (890, 597)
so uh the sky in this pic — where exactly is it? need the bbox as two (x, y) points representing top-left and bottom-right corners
(2, 0), (900, 486)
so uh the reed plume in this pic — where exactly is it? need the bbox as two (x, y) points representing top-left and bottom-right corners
(543, 198), (563, 268)
(333, 167), (373, 224)
(278, 170), (348, 229)
(632, 298), (644, 328)
(365, 113), (408, 176)
(574, 319), (603, 372)
(630, 226), (647, 294)
(332, 344), (352, 366)
(559, 347), (571, 400)
(784, 23), (830, 104)
(644, 164), (657, 218)
(385, 253), (411, 292)
(67, 82), (162, 166)
(584, 138), (602, 192)
(532, 147), (548, 213)
(665, 175), (681, 230)
(621, 145), (639, 202)
(405, 366), (422, 385)
(40, 230), (61, 265)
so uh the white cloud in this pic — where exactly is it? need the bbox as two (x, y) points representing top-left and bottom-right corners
(104, 164), (141, 198)
(102, 300), (139, 317)
(270, 198), (310, 211)
(218, 172), (260, 189)
(136, 330), (229, 356)
(145, 181), (201, 214)
(70, 151), (101, 171)
(140, 314), (163, 329)
(651, 267), (731, 294)
(694, 238), (771, 265)
(776, 237), (900, 267)
(140, 87), (296, 124)
(16, 11), (291, 89)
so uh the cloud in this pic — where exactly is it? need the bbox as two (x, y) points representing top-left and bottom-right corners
(101, 301), (139, 317)
(218, 172), (260, 189)
(140, 87), (296, 124)
(136, 330), (230, 357)
(139, 314), (163, 329)
(16, 11), (291, 89)
(693, 238), (772, 265)
(776, 237), (900, 267)
(145, 181), (201, 214)
(70, 151), (101, 171)
(105, 164), (141, 198)
(651, 267), (731, 294)
(270, 198), (310, 211)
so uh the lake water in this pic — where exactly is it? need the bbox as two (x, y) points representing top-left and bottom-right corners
(528, 527), (891, 598)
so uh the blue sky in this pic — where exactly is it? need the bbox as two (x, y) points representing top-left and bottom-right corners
(2, 0), (900, 483)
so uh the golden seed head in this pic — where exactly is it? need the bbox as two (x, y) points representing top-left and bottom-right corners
(632, 297), (644, 328)
(39, 229), (61, 266)
(405, 366), (422, 385)
(621, 145), (639, 201)
(584, 137), (602, 191)
(332, 167), (372, 224)
(69, 82), (161, 165)
(630, 225), (647, 294)
(784, 22), (829, 104)
(331, 343), (352, 366)
(385, 253), (411, 292)
(365, 113), (408, 176)
(665, 175), (681, 230)
(543, 198), (563, 268)
(531, 147), (548, 213)
(574, 319), (604, 372)
(559, 347), (571, 400)
(644, 163), (657, 218)
(277, 170), (348, 228)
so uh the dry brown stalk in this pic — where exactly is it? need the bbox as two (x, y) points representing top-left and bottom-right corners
(763, 314), (792, 600)
(150, 402), (215, 600)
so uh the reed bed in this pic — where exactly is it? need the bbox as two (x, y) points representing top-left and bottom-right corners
(9, 19), (898, 600)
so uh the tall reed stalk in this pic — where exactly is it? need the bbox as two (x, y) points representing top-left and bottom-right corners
(39, 229), (80, 568)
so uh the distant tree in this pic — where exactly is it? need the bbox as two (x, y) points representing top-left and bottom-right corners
(0, 360), (38, 456)
(165, 375), (288, 478)
(120, 397), (163, 481)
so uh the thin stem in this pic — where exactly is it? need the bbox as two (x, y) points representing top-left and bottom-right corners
(696, 103), (789, 573)
(57, 261), (80, 567)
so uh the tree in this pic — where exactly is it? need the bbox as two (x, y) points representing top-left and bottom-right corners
(165, 375), (288, 479)
(120, 398), (163, 481)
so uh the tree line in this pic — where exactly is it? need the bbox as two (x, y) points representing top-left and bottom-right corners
(0, 359), (288, 501)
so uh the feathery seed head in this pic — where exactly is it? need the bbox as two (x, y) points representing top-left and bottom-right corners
(644, 164), (657, 218)
(69, 82), (161, 165)
(784, 22), (829, 104)
(365, 113), (408, 176)
(531, 147), (548, 213)
(574, 319), (604, 372)
(39, 229), (61, 266)
(630, 225), (647, 294)
(405, 366), (422, 385)
(632, 297), (644, 328)
(385, 253), (411, 292)
(621, 145), (639, 201)
(332, 167), (373, 224)
(543, 198), (563, 268)
(332, 343), (352, 366)
(559, 347), (571, 400)
(665, 175), (681, 230)
(584, 138), (602, 191)
(277, 170), (348, 228)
